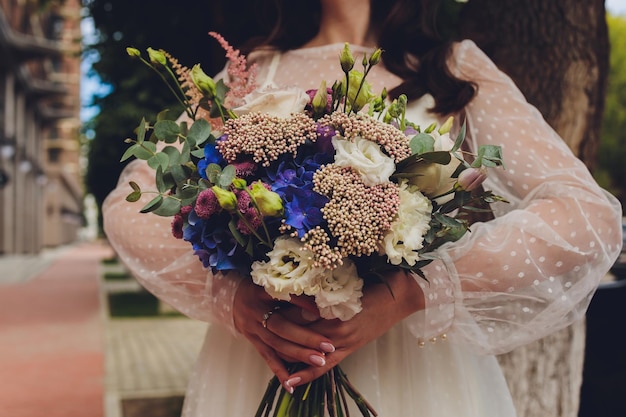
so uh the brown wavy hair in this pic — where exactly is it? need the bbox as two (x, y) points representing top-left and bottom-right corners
(233, 0), (476, 115)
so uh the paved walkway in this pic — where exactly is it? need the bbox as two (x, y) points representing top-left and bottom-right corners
(0, 241), (108, 417)
(0, 241), (207, 417)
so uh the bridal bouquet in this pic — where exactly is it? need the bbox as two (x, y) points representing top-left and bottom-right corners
(122, 33), (505, 417)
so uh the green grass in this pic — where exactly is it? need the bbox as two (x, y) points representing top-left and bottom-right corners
(103, 271), (132, 280)
(108, 292), (160, 317)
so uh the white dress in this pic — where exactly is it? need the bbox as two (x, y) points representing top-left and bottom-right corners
(102, 40), (623, 416)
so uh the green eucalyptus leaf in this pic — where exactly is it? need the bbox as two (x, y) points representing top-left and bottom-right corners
(187, 119), (212, 146)
(206, 163), (222, 184)
(156, 109), (170, 122)
(133, 141), (157, 160)
(155, 166), (169, 193)
(161, 146), (181, 165)
(147, 152), (169, 170)
(140, 195), (163, 213)
(152, 197), (182, 217)
(170, 164), (190, 184)
(180, 141), (191, 164)
(129, 181), (141, 192)
(177, 185), (199, 206)
(219, 165), (236, 187)
(120, 144), (138, 162)
(473, 145), (504, 168)
(409, 133), (435, 155)
(135, 118), (148, 144)
(125, 190), (142, 202)
(191, 148), (205, 158)
(154, 120), (181, 143)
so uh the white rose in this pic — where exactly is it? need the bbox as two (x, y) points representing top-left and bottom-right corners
(314, 259), (364, 321)
(406, 132), (463, 203)
(251, 237), (322, 301)
(380, 181), (432, 266)
(332, 136), (395, 186)
(234, 87), (310, 119)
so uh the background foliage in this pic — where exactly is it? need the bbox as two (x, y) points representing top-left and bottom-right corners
(595, 14), (626, 214)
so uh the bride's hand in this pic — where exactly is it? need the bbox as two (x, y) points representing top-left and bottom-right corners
(282, 269), (425, 388)
(232, 279), (335, 391)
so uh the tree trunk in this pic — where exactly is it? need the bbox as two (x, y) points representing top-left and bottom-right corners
(458, 1), (609, 416)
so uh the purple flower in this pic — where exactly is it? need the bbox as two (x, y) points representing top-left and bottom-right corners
(283, 188), (328, 237)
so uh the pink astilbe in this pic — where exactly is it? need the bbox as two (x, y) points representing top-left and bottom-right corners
(209, 31), (258, 107)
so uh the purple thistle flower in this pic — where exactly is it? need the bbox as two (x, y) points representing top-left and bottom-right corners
(195, 189), (221, 218)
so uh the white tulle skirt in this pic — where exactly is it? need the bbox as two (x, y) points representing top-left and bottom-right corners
(180, 322), (517, 417)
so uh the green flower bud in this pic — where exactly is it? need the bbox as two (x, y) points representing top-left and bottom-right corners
(211, 186), (237, 212)
(344, 70), (375, 111)
(191, 64), (217, 98)
(126, 47), (141, 58)
(249, 181), (283, 217)
(312, 80), (328, 115)
(438, 116), (455, 135)
(369, 48), (383, 66)
(147, 47), (167, 66)
(232, 178), (247, 190)
(340, 43), (355, 73)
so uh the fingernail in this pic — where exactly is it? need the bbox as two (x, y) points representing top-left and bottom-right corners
(310, 354), (326, 367)
(284, 376), (301, 393)
(320, 342), (335, 353)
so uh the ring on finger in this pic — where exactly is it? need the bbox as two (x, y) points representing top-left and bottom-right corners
(262, 306), (281, 329)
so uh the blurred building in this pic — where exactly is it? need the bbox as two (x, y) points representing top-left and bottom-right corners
(0, 0), (82, 255)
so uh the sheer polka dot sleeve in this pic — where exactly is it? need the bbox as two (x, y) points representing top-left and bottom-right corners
(102, 159), (243, 335)
(405, 40), (623, 354)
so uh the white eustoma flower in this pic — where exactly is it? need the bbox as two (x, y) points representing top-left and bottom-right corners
(314, 258), (364, 321)
(234, 87), (310, 119)
(251, 237), (322, 301)
(380, 181), (432, 266)
(332, 136), (395, 186)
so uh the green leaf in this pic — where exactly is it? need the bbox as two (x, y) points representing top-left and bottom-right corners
(473, 145), (504, 168)
(206, 163), (222, 184)
(147, 152), (169, 170)
(451, 120), (467, 153)
(125, 190), (141, 202)
(187, 119), (212, 146)
(140, 195), (163, 213)
(177, 185), (199, 206)
(133, 141), (157, 160)
(156, 109), (170, 122)
(191, 148), (205, 158)
(228, 219), (248, 248)
(155, 166), (169, 193)
(129, 181), (141, 192)
(420, 151), (452, 165)
(152, 196), (182, 216)
(170, 164), (190, 184)
(161, 146), (181, 165)
(218, 165), (236, 187)
(154, 120), (181, 143)
(135, 118), (148, 144)
(409, 133), (435, 155)
(120, 144), (138, 162)
(180, 141), (191, 164)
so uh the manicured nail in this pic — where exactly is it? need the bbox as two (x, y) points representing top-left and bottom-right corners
(320, 342), (335, 353)
(310, 354), (326, 366)
(284, 376), (301, 393)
